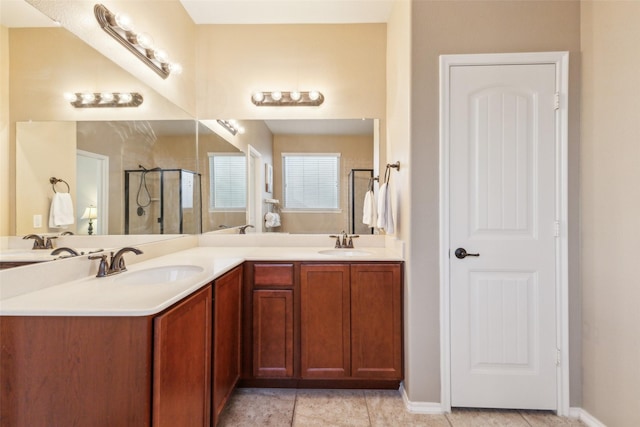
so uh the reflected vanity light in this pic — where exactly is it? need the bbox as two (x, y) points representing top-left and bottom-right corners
(65, 92), (143, 108)
(217, 119), (245, 136)
(251, 90), (324, 106)
(94, 4), (182, 79)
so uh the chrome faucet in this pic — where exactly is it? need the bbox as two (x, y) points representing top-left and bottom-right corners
(51, 247), (80, 257)
(238, 224), (254, 234)
(88, 247), (143, 277)
(329, 231), (359, 249)
(23, 234), (56, 250)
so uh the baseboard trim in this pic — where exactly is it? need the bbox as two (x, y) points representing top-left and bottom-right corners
(569, 407), (607, 427)
(399, 383), (445, 414)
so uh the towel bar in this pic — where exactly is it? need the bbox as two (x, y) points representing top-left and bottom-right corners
(50, 177), (70, 193)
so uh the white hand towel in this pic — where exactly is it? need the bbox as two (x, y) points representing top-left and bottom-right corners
(49, 193), (75, 228)
(376, 183), (394, 234)
(376, 183), (387, 230)
(362, 190), (377, 228)
(264, 212), (281, 228)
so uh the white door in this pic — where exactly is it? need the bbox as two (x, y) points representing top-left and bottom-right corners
(449, 63), (558, 409)
(77, 150), (109, 235)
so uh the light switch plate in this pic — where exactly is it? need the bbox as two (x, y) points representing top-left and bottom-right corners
(33, 214), (42, 228)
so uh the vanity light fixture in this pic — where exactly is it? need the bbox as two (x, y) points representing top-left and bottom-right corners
(64, 92), (143, 108)
(217, 119), (245, 136)
(251, 91), (324, 106)
(94, 4), (182, 79)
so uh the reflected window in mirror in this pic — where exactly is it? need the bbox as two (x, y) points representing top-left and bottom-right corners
(282, 153), (340, 211)
(208, 153), (247, 211)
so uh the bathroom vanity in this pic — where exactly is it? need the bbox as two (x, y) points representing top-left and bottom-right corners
(243, 261), (403, 388)
(0, 241), (403, 427)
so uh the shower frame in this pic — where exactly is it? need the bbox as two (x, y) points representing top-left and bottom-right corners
(124, 168), (202, 234)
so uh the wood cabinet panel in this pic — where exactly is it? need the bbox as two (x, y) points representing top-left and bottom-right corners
(300, 264), (351, 379)
(0, 315), (152, 427)
(351, 264), (403, 379)
(212, 267), (242, 426)
(253, 263), (294, 287)
(253, 289), (294, 378)
(153, 285), (212, 427)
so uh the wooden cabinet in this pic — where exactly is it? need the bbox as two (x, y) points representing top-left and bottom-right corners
(253, 289), (294, 377)
(247, 263), (295, 379)
(350, 264), (403, 379)
(243, 261), (403, 388)
(300, 264), (351, 379)
(0, 285), (213, 427)
(212, 266), (242, 426)
(153, 285), (212, 427)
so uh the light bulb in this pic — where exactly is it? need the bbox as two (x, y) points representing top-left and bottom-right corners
(309, 90), (320, 101)
(271, 91), (282, 101)
(168, 63), (183, 74)
(99, 92), (114, 103)
(290, 90), (301, 101)
(118, 93), (133, 104)
(81, 92), (95, 104)
(153, 49), (169, 63)
(114, 13), (133, 31)
(135, 32), (154, 50)
(238, 126), (246, 135)
(252, 92), (265, 102)
(64, 92), (78, 103)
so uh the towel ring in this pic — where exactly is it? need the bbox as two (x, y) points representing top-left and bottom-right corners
(50, 177), (70, 193)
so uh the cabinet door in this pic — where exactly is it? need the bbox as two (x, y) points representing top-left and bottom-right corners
(253, 289), (294, 378)
(351, 264), (403, 379)
(153, 285), (212, 427)
(212, 267), (243, 426)
(300, 264), (351, 379)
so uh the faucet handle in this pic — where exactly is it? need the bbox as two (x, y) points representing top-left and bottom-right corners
(346, 234), (359, 248)
(45, 236), (58, 249)
(329, 235), (342, 248)
(88, 254), (109, 277)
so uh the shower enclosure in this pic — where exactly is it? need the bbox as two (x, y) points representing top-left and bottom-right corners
(124, 168), (202, 234)
(348, 168), (374, 235)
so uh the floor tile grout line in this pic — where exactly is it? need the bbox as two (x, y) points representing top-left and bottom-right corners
(518, 410), (534, 427)
(290, 389), (298, 427)
(363, 390), (373, 427)
(443, 411), (455, 427)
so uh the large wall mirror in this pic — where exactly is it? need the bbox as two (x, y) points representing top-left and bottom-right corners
(6, 4), (380, 238)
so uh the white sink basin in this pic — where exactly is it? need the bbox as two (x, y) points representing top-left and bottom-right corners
(318, 249), (372, 257)
(114, 265), (204, 285)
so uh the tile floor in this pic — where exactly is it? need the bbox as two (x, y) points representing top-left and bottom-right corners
(218, 388), (586, 426)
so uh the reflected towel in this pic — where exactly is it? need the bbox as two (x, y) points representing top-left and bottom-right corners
(264, 212), (281, 228)
(376, 183), (394, 234)
(49, 193), (75, 228)
(362, 190), (377, 228)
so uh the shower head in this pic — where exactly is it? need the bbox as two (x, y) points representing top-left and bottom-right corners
(138, 165), (147, 171)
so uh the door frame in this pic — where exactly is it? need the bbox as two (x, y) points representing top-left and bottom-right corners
(76, 149), (109, 235)
(438, 52), (569, 415)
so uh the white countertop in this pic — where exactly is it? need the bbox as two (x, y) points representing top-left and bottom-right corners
(0, 245), (402, 317)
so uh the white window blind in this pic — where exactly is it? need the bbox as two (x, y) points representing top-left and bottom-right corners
(282, 153), (340, 210)
(209, 153), (246, 210)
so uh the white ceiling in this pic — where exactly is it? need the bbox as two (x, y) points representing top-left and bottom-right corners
(179, 0), (394, 25)
(0, 0), (394, 27)
(0, 0), (58, 27)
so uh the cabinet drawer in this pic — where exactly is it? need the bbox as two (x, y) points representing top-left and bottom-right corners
(253, 264), (294, 287)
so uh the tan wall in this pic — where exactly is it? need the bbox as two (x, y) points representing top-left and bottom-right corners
(409, 0), (582, 403)
(16, 121), (77, 235)
(27, 0), (197, 116)
(0, 26), (9, 236)
(273, 134), (373, 234)
(196, 24), (386, 121)
(580, 2), (640, 425)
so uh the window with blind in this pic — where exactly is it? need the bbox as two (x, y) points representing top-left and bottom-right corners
(282, 153), (340, 210)
(208, 153), (246, 211)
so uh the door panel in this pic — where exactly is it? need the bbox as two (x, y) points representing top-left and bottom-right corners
(450, 63), (557, 410)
